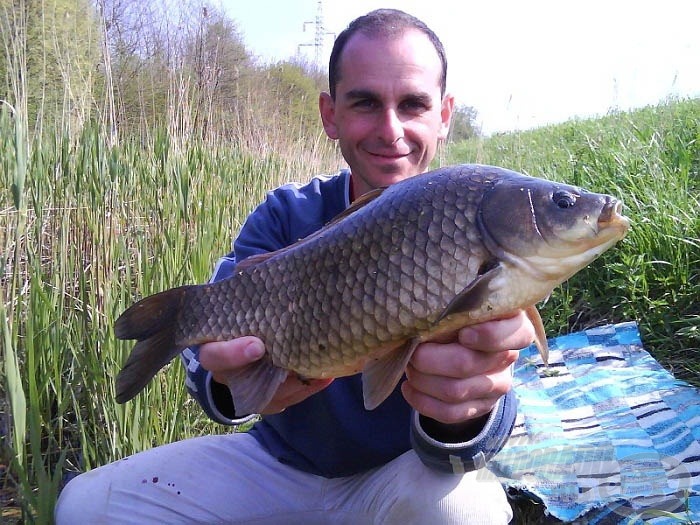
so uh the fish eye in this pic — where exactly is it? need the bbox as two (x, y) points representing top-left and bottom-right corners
(553, 191), (577, 209)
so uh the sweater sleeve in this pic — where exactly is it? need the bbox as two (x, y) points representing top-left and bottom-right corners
(179, 255), (253, 425)
(409, 388), (518, 473)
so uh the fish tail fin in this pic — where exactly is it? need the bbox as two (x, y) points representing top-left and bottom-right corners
(114, 286), (194, 403)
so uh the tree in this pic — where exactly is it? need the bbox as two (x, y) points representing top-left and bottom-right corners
(184, 7), (251, 138)
(0, 0), (101, 135)
(261, 60), (324, 135)
(95, 0), (257, 140)
(449, 104), (481, 142)
(96, 0), (182, 134)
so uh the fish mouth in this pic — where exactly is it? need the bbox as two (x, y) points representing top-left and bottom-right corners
(597, 198), (631, 233)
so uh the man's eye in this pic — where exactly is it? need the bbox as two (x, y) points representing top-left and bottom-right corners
(354, 99), (378, 110)
(400, 99), (429, 112)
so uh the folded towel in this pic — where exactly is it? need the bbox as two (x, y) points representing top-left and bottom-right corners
(493, 322), (700, 523)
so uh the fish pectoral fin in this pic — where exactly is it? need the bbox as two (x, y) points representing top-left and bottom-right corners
(362, 338), (420, 411)
(221, 359), (289, 416)
(525, 305), (549, 365)
(436, 265), (503, 323)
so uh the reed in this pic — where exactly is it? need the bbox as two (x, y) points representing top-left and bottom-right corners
(0, 112), (340, 521)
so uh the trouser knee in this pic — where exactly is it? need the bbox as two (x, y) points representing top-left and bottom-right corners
(384, 466), (511, 524)
(54, 470), (104, 524)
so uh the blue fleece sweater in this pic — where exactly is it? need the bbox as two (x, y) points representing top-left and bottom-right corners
(181, 170), (517, 478)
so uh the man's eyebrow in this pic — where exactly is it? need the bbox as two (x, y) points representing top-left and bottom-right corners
(402, 92), (433, 104)
(344, 89), (379, 100)
(343, 89), (434, 103)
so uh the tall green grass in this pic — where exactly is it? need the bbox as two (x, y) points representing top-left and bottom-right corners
(0, 110), (340, 521)
(449, 98), (700, 380)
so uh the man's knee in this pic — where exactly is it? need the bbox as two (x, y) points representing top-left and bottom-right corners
(55, 472), (99, 524)
(384, 454), (512, 524)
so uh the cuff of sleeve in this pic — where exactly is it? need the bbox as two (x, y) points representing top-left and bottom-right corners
(205, 371), (257, 426)
(410, 388), (518, 474)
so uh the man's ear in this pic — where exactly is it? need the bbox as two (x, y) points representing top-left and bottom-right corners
(438, 93), (455, 141)
(319, 92), (339, 140)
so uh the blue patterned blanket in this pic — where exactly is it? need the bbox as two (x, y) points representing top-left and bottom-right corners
(494, 322), (700, 524)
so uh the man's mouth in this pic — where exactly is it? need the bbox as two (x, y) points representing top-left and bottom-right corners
(367, 150), (409, 160)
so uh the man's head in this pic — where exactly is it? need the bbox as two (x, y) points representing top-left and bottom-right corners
(319, 9), (454, 197)
(328, 9), (448, 100)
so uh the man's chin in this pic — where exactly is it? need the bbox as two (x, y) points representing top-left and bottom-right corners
(370, 170), (413, 188)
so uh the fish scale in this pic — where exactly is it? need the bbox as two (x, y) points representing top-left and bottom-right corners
(115, 164), (630, 413)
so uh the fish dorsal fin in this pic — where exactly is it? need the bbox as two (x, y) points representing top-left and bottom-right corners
(525, 304), (549, 365)
(236, 188), (386, 273)
(362, 338), (420, 410)
(330, 186), (385, 224)
(435, 265), (503, 323)
(235, 251), (278, 271)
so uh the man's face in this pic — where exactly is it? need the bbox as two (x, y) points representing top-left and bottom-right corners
(320, 30), (454, 198)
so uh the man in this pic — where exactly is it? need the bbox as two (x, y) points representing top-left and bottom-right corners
(56, 9), (534, 524)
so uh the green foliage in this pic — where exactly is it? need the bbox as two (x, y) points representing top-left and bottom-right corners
(449, 104), (480, 142)
(2, 1), (327, 150)
(449, 98), (700, 381)
(185, 13), (251, 137)
(259, 60), (326, 137)
(1, 0), (100, 134)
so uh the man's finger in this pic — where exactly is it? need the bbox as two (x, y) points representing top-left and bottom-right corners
(199, 336), (265, 371)
(458, 311), (535, 352)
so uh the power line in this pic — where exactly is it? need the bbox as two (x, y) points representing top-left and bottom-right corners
(297, 1), (334, 68)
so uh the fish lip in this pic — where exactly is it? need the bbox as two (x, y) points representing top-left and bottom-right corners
(597, 198), (631, 231)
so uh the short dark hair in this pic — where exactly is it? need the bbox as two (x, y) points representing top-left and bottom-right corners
(328, 9), (447, 99)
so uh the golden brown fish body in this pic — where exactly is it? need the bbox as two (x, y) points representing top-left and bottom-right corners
(115, 164), (630, 412)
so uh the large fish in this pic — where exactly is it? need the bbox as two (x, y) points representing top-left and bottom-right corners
(115, 164), (630, 413)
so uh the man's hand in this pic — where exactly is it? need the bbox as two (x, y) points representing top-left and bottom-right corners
(199, 337), (333, 415)
(401, 310), (534, 425)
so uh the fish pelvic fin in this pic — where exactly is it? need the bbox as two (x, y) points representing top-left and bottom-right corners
(362, 338), (420, 410)
(114, 286), (194, 403)
(525, 304), (549, 365)
(220, 359), (288, 415)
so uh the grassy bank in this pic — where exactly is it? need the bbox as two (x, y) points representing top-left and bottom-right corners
(1, 98), (698, 522)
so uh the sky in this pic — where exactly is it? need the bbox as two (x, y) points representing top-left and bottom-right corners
(219, 0), (700, 135)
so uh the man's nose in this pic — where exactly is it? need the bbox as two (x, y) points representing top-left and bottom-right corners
(377, 109), (403, 144)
